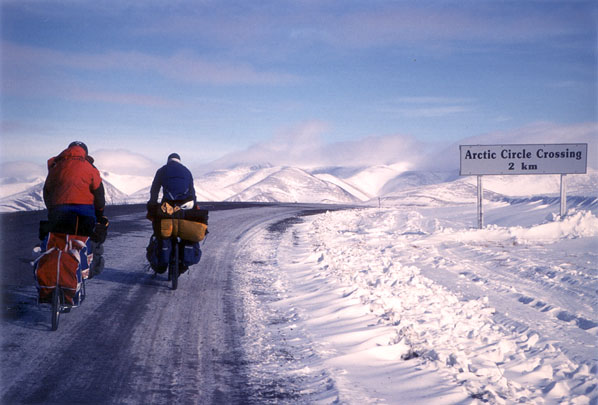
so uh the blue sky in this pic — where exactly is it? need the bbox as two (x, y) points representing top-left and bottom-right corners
(1, 0), (596, 172)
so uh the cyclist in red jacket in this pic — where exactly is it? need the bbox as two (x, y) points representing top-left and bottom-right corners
(43, 141), (105, 231)
(43, 142), (107, 276)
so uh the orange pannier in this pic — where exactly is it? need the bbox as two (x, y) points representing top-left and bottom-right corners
(34, 233), (90, 305)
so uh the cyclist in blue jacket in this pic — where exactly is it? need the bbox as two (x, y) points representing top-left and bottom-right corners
(146, 153), (198, 276)
(148, 153), (196, 208)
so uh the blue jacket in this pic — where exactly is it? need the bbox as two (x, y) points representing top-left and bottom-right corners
(149, 160), (196, 204)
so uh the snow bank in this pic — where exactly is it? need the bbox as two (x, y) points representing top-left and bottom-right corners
(429, 210), (598, 245)
(266, 206), (598, 403)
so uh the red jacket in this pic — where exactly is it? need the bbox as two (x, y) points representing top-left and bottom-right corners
(43, 145), (105, 210)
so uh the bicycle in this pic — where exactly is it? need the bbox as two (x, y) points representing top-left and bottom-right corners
(34, 216), (107, 331)
(33, 234), (92, 331)
(147, 201), (206, 290)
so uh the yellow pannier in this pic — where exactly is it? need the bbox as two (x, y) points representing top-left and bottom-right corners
(160, 219), (208, 242)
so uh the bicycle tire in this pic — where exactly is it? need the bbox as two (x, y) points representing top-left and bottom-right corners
(81, 278), (86, 303)
(171, 238), (179, 290)
(51, 288), (60, 331)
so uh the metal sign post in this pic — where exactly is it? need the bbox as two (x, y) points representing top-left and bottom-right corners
(460, 143), (587, 227)
(560, 174), (567, 217)
(477, 175), (483, 229)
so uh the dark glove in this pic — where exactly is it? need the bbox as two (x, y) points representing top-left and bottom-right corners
(146, 202), (158, 221)
(91, 216), (109, 244)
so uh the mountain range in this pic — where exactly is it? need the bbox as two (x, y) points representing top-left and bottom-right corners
(1, 162), (596, 212)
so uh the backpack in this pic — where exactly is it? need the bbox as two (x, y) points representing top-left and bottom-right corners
(34, 233), (91, 305)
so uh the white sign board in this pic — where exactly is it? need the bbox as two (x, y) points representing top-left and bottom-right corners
(460, 144), (588, 175)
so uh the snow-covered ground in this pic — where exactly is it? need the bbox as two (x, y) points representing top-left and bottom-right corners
(2, 150), (597, 403)
(234, 190), (598, 403)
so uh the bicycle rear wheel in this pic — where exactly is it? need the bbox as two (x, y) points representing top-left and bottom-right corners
(51, 288), (60, 331)
(170, 238), (179, 290)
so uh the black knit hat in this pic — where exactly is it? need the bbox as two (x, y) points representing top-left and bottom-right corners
(168, 153), (181, 161)
(69, 141), (88, 155)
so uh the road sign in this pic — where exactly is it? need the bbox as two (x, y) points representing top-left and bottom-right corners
(460, 144), (588, 175)
(459, 143), (588, 227)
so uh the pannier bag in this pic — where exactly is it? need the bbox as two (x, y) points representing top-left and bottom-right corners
(181, 240), (201, 267)
(155, 202), (209, 242)
(160, 219), (208, 242)
(146, 235), (171, 273)
(146, 236), (201, 271)
(34, 233), (92, 305)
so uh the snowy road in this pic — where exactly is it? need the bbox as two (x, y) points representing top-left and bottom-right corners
(0, 204), (347, 404)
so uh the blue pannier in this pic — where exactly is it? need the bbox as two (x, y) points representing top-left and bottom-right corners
(181, 241), (201, 267)
(146, 235), (170, 273)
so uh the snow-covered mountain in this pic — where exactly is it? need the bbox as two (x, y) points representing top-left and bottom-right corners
(0, 178), (130, 212)
(0, 182), (45, 212)
(227, 167), (360, 203)
(1, 161), (596, 212)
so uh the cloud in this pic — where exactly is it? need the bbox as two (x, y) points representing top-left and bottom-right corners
(0, 161), (45, 182)
(380, 96), (475, 118)
(71, 89), (180, 108)
(203, 120), (428, 171)
(207, 121), (328, 168)
(394, 106), (472, 118)
(395, 97), (475, 104)
(321, 134), (428, 168)
(324, 3), (592, 49)
(158, 50), (298, 85)
(1, 43), (180, 107)
(92, 149), (159, 176)
(125, 2), (592, 52)
(2, 41), (297, 86)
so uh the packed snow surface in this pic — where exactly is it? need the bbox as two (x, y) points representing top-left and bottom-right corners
(235, 196), (597, 403)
